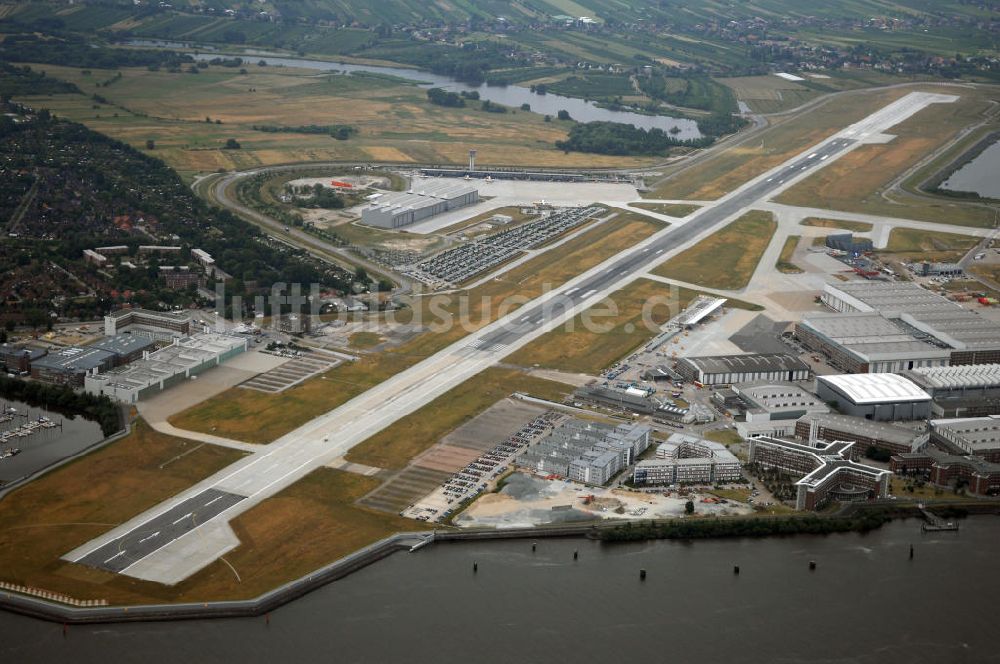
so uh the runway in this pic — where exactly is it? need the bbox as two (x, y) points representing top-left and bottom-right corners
(65, 92), (958, 583)
(76, 489), (245, 574)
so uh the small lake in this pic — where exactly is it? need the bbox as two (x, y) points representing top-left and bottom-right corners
(940, 139), (1000, 199)
(0, 400), (104, 486)
(126, 40), (701, 138)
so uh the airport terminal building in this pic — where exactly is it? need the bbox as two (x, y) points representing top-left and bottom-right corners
(361, 181), (479, 229)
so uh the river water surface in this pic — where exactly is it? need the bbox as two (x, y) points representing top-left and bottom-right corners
(126, 39), (700, 138)
(2, 516), (998, 663)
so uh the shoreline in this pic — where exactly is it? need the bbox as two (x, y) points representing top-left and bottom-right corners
(3, 501), (998, 625)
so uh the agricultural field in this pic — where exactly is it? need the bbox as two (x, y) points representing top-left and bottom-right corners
(169, 213), (661, 443)
(775, 87), (999, 228)
(652, 210), (777, 290)
(717, 75), (821, 114)
(0, 420), (245, 605)
(879, 228), (980, 263)
(14, 61), (659, 180)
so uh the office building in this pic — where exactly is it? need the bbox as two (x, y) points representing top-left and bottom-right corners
(633, 433), (741, 486)
(104, 308), (192, 341)
(748, 437), (889, 510)
(516, 419), (651, 486)
(795, 412), (927, 455)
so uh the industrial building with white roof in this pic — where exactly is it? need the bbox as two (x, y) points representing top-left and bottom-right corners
(85, 333), (247, 403)
(815, 373), (931, 421)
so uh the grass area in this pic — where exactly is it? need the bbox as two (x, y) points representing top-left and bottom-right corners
(629, 202), (701, 217)
(646, 86), (913, 200)
(169, 213), (661, 443)
(776, 235), (804, 273)
(717, 75), (822, 114)
(800, 217), (874, 232)
(345, 368), (569, 469)
(507, 279), (761, 373)
(890, 476), (969, 502)
(775, 87), (999, 228)
(19, 62), (659, 177)
(436, 205), (533, 236)
(708, 487), (752, 502)
(652, 210), (777, 290)
(171, 468), (430, 601)
(348, 331), (383, 349)
(704, 429), (744, 446)
(969, 265), (1000, 290)
(880, 227), (980, 262)
(0, 420), (246, 605)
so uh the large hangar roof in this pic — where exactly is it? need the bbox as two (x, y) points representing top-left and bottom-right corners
(818, 373), (930, 405)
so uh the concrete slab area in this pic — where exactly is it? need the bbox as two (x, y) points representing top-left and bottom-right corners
(404, 180), (639, 234)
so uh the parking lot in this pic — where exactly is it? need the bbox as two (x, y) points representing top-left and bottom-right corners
(357, 399), (549, 517)
(404, 206), (602, 287)
(238, 352), (341, 393)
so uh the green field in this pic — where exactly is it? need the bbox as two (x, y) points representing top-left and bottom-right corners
(507, 279), (761, 373)
(776, 235), (804, 273)
(652, 210), (777, 290)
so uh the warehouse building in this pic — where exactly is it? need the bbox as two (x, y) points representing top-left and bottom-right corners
(31, 347), (116, 386)
(633, 433), (741, 486)
(361, 181), (479, 229)
(825, 233), (873, 255)
(85, 333), (247, 404)
(748, 437), (889, 510)
(676, 353), (811, 385)
(815, 373), (932, 421)
(104, 308), (192, 341)
(796, 312), (951, 374)
(902, 364), (1000, 418)
(0, 344), (46, 374)
(930, 415), (1000, 463)
(516, 419), (651, 486)
(804, 282), (1000, 368)
(730, 381), (829, 422)
(88, 334), (155, 367)
(795, 412), (927, 456)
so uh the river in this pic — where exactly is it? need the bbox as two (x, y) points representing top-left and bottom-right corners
(0, 400), (103, 486)
(940, 140), (1000, 200)
(126, 39), (701, 138)
(2, 516), (998, 663)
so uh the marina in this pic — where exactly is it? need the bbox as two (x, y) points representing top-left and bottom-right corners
(0, 401), (102, 487)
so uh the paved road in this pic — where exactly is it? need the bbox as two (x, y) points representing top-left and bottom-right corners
(76, 489), (245, 573)
(67, 92), (958, 583)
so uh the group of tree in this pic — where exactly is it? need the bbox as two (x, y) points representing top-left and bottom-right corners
(0, 374), (122, 436)
(426, 87), (465, 107)
(251, 124), (356, 140)
(555, 120), (711, 156)
(600, 510), (895, 542)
